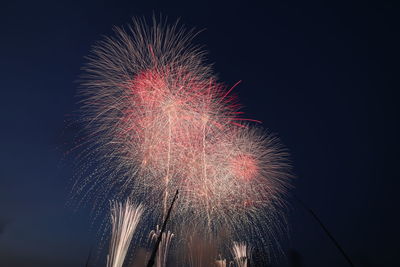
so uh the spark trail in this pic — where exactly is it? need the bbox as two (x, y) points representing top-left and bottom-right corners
(231, 242), (252, 267)
(106, 199), (144, 267)
(149, 225), (174, 267)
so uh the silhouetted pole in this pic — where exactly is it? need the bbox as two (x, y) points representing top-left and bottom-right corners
(84, 246), (92, 267)
(146, 189), (179, 267)
(295, 195), (355, 267)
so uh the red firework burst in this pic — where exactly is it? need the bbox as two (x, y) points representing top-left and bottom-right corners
(77, 18), (291, 247)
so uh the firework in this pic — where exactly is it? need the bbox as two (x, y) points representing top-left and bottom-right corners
(78, 18), (234, 215)
(76, 17), (291, 261)
(231, 242), (251, 267)
(176, 126), (289, 233)
(149, 225), (174, 267)
(106, 199), (144, 267)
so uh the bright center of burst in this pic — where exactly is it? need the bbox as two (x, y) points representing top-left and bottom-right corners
(231, 154), (258, 181)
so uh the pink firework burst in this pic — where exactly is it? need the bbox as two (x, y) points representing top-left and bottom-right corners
(75, 17), (292, 255)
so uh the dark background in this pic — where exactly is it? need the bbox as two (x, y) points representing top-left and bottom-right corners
(0, 0), (397, 266)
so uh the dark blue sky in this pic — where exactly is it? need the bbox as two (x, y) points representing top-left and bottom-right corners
(0, 0), (397, 266)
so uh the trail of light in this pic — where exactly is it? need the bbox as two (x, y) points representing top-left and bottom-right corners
(163, 112), (172, 220)
(149, 225), (174, 267)
(106, 200), (144, 267)
(221, 80), (242, 100)
(231, 241), (252, 267)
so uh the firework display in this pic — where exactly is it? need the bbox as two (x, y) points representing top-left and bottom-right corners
(106, 200), (144, 267)
(76, 17), (291, 264)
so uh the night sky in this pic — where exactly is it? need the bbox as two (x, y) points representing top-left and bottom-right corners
(0, 1), (397, 266)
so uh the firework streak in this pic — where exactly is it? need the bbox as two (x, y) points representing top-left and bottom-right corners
(106, 200), (143, 267)
(149, 225), (174, 267)
(231, 241), (252, 267)
(76, 17), (292, 261)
